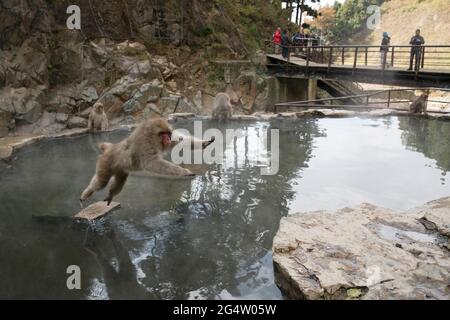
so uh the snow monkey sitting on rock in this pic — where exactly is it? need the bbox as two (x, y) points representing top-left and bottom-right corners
(80, 117), (215, 205)
(88, 102), (109, 131)
(409, 93), (429, 114)
(212, 92), (233, 121)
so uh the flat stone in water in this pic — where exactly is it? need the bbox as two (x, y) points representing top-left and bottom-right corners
(74, 201), (120, 221)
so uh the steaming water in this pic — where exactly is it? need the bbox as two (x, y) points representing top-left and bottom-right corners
(0, 116), (449, 299)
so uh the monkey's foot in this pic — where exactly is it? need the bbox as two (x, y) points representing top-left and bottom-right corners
(79, 199), (85, 209)
(103, 197), (113, 206)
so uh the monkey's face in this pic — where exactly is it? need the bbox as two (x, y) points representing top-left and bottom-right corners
(151, 118), (173, 149)
(94, 103), (104, 113)
(159, 131), (172, 148)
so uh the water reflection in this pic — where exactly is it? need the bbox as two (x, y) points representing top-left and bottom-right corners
(399, 117), (450, 174)
(1, 117), (448, 299)
(0, 119), (320, 299)
(289, 117), (450, 212)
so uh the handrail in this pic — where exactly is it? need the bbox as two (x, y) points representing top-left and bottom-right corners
(265, 40), (450, 73)
(265, 40), (450, 50)
(274, 87), (450, 114)
(282, 87), (450, 106)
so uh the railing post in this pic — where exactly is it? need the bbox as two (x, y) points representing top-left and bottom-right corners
(353, 47), (358, 74)
(341, 47), (345, 65)
(391, 47), (395, 68)
(421, 46), (425, 69)
(321, 47), (324, 64)
(328, 47), (333, 73)
(306, 46), (310, 73)
(365, 47), (368, 66)
(387, 90), (391, 108)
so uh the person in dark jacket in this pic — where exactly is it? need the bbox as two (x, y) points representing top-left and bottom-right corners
(281, 30), (291, 60)
(408, 29), (425, 71)
(380, 32), (391, 68)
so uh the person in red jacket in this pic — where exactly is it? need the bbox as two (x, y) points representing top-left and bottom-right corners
(273, 27), (282, 54)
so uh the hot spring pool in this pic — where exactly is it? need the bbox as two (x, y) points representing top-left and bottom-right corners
(0, 116), (449, 299)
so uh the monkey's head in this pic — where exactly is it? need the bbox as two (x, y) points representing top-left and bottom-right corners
(146, 118), (173, 150)
(93, 102), (105, 113)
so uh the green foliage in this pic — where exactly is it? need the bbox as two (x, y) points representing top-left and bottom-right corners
(193, 26), (214, 37)
(330, 0), (385, 43)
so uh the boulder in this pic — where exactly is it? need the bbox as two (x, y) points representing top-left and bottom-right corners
(273, 198), (450, 300)
(67, 116), (88, 129)
(4, 37), (49, 87)
(158, 96), (180, 114)
(81, 86), (98, 103)
(193, 90), (203, 109)
(176, 98), (198, 114)
(0, 86), (45, 124)
(0, 111), (13, 137)
(55, 113), (69, 124)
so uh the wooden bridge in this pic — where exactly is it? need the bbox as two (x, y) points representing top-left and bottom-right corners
(266, 44), (450, 88)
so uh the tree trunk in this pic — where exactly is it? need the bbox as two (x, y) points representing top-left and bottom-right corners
(299, 0), (305, 27)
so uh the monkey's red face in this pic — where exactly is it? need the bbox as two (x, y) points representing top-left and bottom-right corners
(159, 131), (172, 147)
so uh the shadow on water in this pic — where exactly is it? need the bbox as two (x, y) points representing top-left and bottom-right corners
(0, 119), (321, 299)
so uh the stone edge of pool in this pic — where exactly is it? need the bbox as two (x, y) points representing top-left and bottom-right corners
(1, 109), (450, 163)
(273, 197), (450, 300)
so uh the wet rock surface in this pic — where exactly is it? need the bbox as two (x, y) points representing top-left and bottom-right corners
(273, 198), (450, 300)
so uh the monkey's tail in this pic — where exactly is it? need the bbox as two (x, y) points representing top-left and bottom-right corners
(99, 142), (113, 153)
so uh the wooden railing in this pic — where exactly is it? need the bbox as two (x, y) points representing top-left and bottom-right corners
(266, 41), (450, 75)
(274, 87), (450, 113)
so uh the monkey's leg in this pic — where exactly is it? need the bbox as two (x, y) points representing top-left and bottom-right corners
(101, 117), (109, 131)
(88, 117), (93, 132)
(146, 158), (194, 177)
(80, 167), (112, 201)
(104, 173), (128, 205)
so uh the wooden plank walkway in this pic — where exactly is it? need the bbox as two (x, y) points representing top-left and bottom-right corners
(267, 54), (450, 76)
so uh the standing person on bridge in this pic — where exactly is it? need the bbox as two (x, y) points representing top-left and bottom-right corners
(380, 32), (391, 69)
(281, 30), (292, 60)
(273, 27), (282, 54)
(408, 29), (425, 71)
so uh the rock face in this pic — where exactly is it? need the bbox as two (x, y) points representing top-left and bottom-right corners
(273, 198), (450, 300)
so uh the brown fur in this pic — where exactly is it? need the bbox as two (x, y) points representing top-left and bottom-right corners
(81, 117), (214, 204)
(409, 93), (429, 114)
(88, 102), (109, 131)
(212, 93), (233, 121)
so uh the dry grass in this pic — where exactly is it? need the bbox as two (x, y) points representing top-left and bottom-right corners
(362, 0), (450, 46)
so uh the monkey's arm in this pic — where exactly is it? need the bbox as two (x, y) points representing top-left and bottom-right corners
(144, 158), (194, 176)
(171, 131), (215, 150)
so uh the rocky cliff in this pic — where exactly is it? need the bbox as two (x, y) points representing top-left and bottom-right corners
(0, 0), (287, 137)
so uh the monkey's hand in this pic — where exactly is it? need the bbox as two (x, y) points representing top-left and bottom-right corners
(202, 137), (215, 149)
